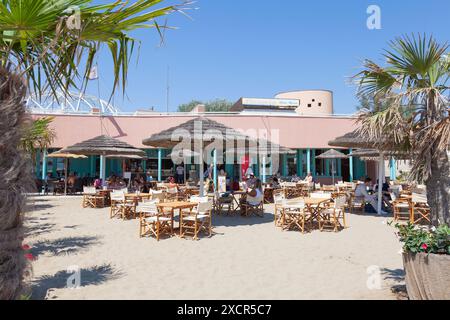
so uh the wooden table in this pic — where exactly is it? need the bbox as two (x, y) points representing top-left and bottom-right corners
(156, 201), (198, 236)
(288, 197), (332, 222)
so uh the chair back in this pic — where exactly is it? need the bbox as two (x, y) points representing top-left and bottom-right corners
(190, 196), (209, 203)
(197, 200), (214, 214)
(150, 190), (165, 202)
(412, 192), (428, 204)
(310, 192), (332, 199)
(334, 196), (347, 209)
(83, 186), (96, 194)
(273, 192), (285, 205)
(167, 187), (178, 194)
(314, 183), (321, 190)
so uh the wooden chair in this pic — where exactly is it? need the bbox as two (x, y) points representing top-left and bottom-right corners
(350, 195), (366, 214)
(139, 202), (173, 241)
(215, 193), (235, 215)
(150, 190), (165, 203)
(282, 200), (311, 233)
(390, 192), (410, 221)
(241, 201), (264, 217)
(110, 190), (126, 219)
(273, 190), (286, 226)
(117, 194), (137, 220)
(82, 186), (104, 208)
(180, 200), (213, 240)
(411, 193), (431, 225)
(165, 187), (178, 202)
(319, 196), (347, 232)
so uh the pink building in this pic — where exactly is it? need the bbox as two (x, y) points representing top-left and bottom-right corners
(30, 90), (374, 183)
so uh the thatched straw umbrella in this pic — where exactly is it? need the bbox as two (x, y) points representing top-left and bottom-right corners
(315, 149), (349, 185)
(60, 135), (145, 185)
(143, 117), (258, 196)
(47, 152), (88, 195)
(328, 131), (386, 214)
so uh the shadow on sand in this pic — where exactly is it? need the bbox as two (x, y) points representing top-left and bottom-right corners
(31, 264), (123, 300)
(31, 236), (100, 257)
(212, 212), (274, 227)
(24, 222), (57, 237)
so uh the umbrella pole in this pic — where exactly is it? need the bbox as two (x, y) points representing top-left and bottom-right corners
(199, 140), (204, 197)
(184, 156), (186, 185)
(64, 158), (68, 196)
(377, 153), (384, 214)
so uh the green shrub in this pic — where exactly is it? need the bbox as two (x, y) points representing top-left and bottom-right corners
(394, 223), (450, 255)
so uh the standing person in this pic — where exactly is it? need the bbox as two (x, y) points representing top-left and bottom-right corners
(355, 178), (388, 215)
(176, 164), (185, 184)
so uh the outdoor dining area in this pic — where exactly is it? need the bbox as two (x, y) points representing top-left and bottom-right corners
(45, 117), (433, 241)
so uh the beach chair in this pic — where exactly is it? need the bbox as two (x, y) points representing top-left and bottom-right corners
(282, 200), (310, 233)
(241, 201), (264, 217)
(411, 193), (431, 225)
(273, 190), (286, 226)
(349, 195), (366, 214)
(390, 192), (410, 221)
(82, 186), (104, 208)
(215, 192), (235, 216)
(139, 204), (173, 241)
(165, 187), (178, 202)
(180, 200), (213, 240)
(318, 196), (347, 232)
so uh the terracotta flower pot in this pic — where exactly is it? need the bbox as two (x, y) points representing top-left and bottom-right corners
(402, 252), (450, 300)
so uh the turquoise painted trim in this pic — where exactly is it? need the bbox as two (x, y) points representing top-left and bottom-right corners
(349, 149), (354, 181)
(325, 159), (330, 176)
(281, 154), (288, 176)
(213, 149), (217, 191)
(306, 149), (311, 174)
(157, 148), (162, 182)
(311, 149), (316, 177)
(41, 149), (48, 180)
(35, 149), (41, 178)
(390, 157), (397, 180)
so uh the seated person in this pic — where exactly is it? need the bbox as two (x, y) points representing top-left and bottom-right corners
(167, 176), (178, 189)
(355, 178), (387, 215)
(303, 172), (313, 184)
(241, 179), (263, 209)
(246, 173), (257, 189)
(271, 177), (281, 189)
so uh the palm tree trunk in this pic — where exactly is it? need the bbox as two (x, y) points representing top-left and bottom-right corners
(425, 149), (450, 226)
(0, 67), (33, 299)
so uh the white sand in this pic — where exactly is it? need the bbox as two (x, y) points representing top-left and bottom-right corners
(24, 196), (404, 300)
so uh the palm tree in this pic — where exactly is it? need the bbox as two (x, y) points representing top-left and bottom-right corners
(354, 34), (450, 226)
(21, 117), (56, 167)
(0, 0), (187, 299)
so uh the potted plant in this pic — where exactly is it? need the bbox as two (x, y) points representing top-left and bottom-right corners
(395, 223), (450, 300)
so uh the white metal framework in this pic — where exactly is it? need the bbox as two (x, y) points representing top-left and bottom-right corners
(26, 91), (120, 115)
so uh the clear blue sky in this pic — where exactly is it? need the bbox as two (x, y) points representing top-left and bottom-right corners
(89, 0), (450, 114)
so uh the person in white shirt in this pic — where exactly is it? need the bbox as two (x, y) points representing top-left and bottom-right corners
(355, 178), (387, 215)
(303, 172), (313, 184)
(245, 179), (263, 206)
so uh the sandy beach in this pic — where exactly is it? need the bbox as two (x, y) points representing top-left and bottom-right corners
(24, 195), (404, 300)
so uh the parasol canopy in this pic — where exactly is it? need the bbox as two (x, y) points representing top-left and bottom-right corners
(60, 135), (145, 157)
(47, 152), (88, 195)
(315, 149), (349, 159)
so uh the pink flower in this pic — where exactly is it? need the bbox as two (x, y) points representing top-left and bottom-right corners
(22, 244), (31, 251)
(24, 253), (34, 261)
(421, 243), (428, 251)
